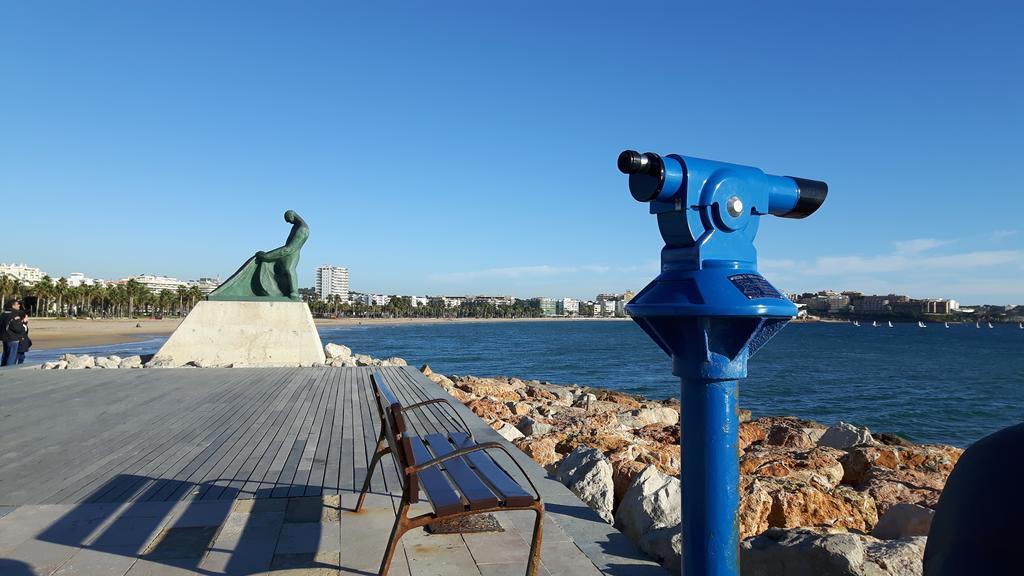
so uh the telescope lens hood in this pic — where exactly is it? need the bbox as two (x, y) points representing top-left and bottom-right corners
(785, 177), (828, 218)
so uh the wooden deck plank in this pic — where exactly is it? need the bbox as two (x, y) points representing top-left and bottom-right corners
(40, 369), (267, 504)
(236, 370), (321, 499)
(304, 368), (339, 497)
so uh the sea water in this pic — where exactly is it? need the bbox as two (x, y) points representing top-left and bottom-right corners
(30, 320), (1023, 447)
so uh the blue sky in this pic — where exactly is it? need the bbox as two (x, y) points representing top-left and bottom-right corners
(1, 1), (1021, 304)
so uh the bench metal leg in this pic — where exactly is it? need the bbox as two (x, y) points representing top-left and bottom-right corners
(379, 499), (411, 576)
(526, 501), (544, 576)
(356, 431), (389, 513)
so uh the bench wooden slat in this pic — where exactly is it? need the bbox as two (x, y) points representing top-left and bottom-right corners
(424, 433), (499, 510)
(449, 432), (534, 507)
(408, 436), (463, 516)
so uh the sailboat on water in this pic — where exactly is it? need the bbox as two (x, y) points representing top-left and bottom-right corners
(918, 321), (927, 328)
(872, 320), (879, 327)
(852, 320), (860, 327)
(945, 322), (949, 328)
(888, 321), (894, 328)
(1019, 322), (1023, 329)
(976, 322), (981, 328)
(988, 322), (994, 329)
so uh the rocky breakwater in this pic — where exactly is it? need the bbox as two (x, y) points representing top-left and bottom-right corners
(36, 344), (408, 370)
(420, 365), (962, 576)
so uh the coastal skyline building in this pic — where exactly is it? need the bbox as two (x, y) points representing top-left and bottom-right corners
(0, 263), (46, 285)
(67, 272), (103, 288)
(126, 274), (189, 294)
(315, 265), (349, 302)
(189, 277), (222, 295)
(557, 298), (579, 316)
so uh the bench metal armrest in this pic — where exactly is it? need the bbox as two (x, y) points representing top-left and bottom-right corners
(407, 441), (541, 501)
(400, 399), (475, 439)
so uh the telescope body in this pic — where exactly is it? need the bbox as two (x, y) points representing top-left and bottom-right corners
(620, 151), (827, 576)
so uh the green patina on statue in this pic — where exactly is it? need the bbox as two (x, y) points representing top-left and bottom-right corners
(208, 210), (309, 302)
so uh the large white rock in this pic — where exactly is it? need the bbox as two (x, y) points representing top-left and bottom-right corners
(119, 355), (143, 369)
(324, 343), (352, 360)
(614, 465), (681, 543)
(94, 356), (121, 369)
(619, 407), (680, 429)
(818, 421), (874, 450)
(151, 301), (325, 368)
(555, 447), (615, 523)
(494, 421), (525, 442)
(67, 355), (95, 370)
(872, 504), (934, 540)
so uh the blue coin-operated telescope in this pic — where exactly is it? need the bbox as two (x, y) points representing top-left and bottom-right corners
(618, 150), (827, 576)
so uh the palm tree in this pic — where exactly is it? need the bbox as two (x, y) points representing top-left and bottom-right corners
(55, 277), (69, 317)
(176, 285), (189, 316)
(187, 285), (202, 311)
(34, 276), (54, 317)
(0, 273), (11, 311)
(125, 279), (143, 318)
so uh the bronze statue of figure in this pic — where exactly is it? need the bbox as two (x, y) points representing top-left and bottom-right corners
(208, 210), (309, 301)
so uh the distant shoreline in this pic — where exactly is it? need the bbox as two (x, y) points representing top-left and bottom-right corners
(27, 315), (631, 350)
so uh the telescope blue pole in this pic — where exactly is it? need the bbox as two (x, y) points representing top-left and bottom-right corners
(681, 377), (740, 576)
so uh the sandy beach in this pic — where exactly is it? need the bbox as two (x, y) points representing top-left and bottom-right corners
(26, 315), (627, 350)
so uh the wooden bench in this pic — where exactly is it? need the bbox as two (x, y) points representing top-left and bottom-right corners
(356, 371), (545, 576)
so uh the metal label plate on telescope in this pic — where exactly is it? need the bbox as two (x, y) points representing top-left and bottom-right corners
(728, 274), (782, 300)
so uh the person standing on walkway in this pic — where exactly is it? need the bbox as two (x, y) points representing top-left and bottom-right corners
(15, 312), (30, 365)
(1, 301), (23, 366)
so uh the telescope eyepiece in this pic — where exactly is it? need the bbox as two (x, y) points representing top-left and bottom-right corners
(618, 150), (646, 174)
(784, 177), (829, 218)
(618, 150), (663, 176)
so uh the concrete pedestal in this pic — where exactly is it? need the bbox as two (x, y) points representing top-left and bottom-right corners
(153, 301), (325, 367)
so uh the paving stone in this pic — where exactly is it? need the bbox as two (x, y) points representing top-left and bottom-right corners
(124, 557), (205, 575)
(0, 505), (77, 553)
(0, 506), (16, 519)
(142, 526), (218, 560)
(537, 541), (603, 576)
(463, 530), (532, 564)
(2, 539), (81, 576)
(86, 516), (169, 554)
(52, 546), (139, 576)
(270, 550), (341, 570)
(478, 563), (552, 576)
(197, 512), (283, 575)
(284, 497), (328, 523)
(401, 529), (480, 575)
(275, 522), (341, 554)
(498, 510), (570, 544)
(164, 501), (232, 528)
(230, 498), (288, 514)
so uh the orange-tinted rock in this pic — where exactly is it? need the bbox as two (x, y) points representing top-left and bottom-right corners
(740, 477), (774, 538)
(636, 423), (680, 445)
(454, 376), (523, 402)
(466, 397), (513, 422)
(764, 422), (817, 449)
(513, 434), (563, 470)
(742, 446), (845, 490)
(762, 478), (878, 533)
(594, 389), (643, 409)
(739, 422), (768, 452)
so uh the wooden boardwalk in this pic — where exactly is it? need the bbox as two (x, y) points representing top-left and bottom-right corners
(0, 366), (447, 506)
(0, 366), (666, 575)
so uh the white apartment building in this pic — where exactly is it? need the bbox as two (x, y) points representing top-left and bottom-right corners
(410, 296), (430, 307)
(0, 263), (46, 284)
(315, 265), (350, 301)
(558, 298), (579, 316)
(189, 277), (222, 295)
(67, 273), (100, 287)
(129, 274), (190, 294)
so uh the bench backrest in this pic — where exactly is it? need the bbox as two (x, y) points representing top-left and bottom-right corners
(369, 371), (419, 502)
